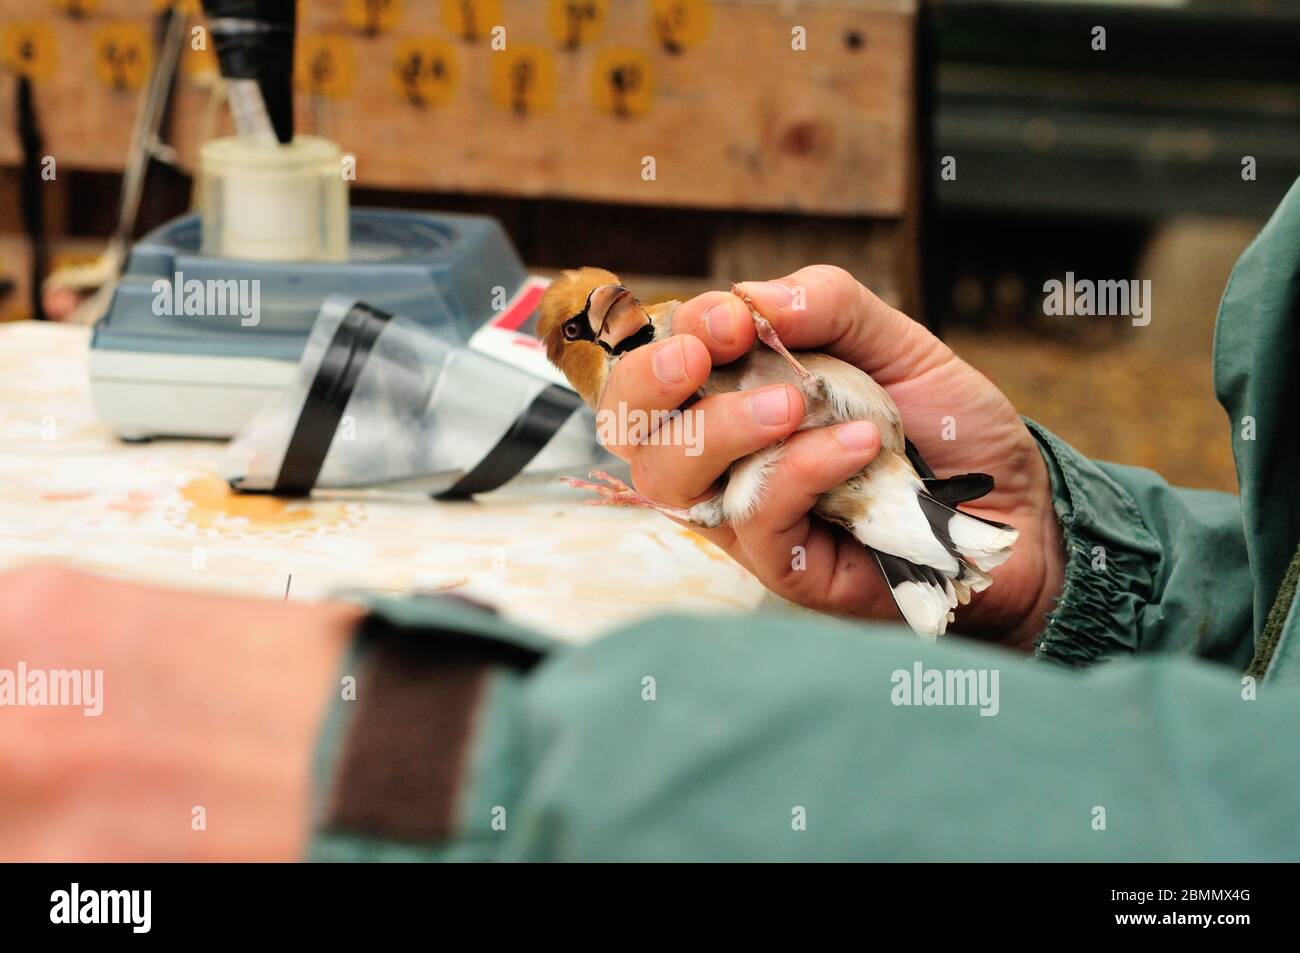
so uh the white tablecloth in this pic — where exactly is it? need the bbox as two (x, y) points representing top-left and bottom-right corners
(0, 322), (766, 641)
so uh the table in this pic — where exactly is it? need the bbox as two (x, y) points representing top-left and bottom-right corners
(0, 321), (767, 641)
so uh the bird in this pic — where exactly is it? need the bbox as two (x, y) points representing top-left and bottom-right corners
(536, 266), (1019, 639)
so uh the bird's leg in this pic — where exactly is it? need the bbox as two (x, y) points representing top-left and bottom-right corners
(731, 284), (828, 401)
(560, 471), (697, 522)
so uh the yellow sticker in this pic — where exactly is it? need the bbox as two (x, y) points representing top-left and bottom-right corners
(50, 0), (102, 17)
(490, 44), (556, 116)
(296, 35), (356, 99)
(390, 37), (458, 107)
(2, 23), (57, 82)
(151, 0), (201, 13)
(94, 24), (152, 91)
(650, 0), (712, 54)
(591, 48), (653, 118)
(344, 0), (403, 35)
(547, 0), (607, 50)
(441, 0), (503, 44)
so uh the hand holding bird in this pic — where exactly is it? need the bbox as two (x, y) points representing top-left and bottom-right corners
(537, 265), (1064, 647)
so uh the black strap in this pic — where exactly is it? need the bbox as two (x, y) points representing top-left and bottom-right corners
(438, 384), (582, 499)
(268, 303), (393, 497)
(17, 77), (48, 322)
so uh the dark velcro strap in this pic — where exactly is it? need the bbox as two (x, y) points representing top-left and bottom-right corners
(438, 383), (582, 499)
(271, 302), (393, 498)
(319, 611), (542, 844)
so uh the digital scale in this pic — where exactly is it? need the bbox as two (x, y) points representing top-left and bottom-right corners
(88, 208), (557, 441)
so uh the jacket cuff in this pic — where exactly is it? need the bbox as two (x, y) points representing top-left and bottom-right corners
(1024, 419), (1161, 668)
(306, 593), (549, 861)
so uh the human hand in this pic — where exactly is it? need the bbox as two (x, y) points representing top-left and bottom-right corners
(597, 265), (1064, 649)
(0, 565), (359, 860)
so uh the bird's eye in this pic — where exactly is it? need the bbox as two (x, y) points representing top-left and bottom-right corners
(562, 319), (584, 341)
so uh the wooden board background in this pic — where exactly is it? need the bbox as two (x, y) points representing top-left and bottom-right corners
(0, 0), (916, 216)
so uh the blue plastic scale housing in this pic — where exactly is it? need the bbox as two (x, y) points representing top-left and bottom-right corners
(93, 208), (527, 358)
(88, 208), (530, 439)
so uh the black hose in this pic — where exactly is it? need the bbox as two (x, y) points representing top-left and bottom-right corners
(200, 0), (296, 144)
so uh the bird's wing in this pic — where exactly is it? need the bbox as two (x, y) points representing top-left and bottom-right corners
(739, 351), (997, 504)
(922, 472), (995, 504)
(797, 352), (904, 446)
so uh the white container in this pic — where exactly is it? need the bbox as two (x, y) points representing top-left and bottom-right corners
(199, 135), (348, 262)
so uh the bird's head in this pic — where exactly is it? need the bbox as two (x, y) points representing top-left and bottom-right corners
(536, 266), (655, 406)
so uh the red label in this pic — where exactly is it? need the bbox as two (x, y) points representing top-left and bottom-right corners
(490, 277), (551, 333)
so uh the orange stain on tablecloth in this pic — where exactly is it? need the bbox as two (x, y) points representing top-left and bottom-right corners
(112, 490), (156, 512)
(178, 476), (353, 533)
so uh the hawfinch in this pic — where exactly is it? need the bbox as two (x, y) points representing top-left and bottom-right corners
(536, 267), (1018, 639)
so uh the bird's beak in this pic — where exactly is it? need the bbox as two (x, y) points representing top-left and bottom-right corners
(588, 284), (648, 350)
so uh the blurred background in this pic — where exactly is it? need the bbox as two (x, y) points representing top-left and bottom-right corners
(2, 0), (1297, 492)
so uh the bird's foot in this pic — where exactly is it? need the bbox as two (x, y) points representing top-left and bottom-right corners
(731, 284), (828, 400)
(560, 471), (695, 522)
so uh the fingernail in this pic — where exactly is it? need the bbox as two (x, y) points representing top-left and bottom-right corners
(834, 421), (878, 450)
(652, 338), (688, 383)
(704, 302), (736, 344)
(748, 385), (792, 426)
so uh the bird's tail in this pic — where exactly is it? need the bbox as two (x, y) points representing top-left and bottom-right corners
(868, 492), (1018, 640)
(917, 493), (1019, 574)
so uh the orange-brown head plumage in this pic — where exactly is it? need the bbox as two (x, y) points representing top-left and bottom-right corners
(537, 267), (647, 407)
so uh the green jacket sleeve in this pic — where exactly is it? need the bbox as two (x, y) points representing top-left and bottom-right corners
(1026, 419), (1254, 671)
(309, 596), (1300, 862)
(1213, 176), (1300, 684)
(1026, 175), (1300, 682)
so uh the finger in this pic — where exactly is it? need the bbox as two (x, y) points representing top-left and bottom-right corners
(629, 384), (805, 507)
(733, 264), (953, 386)
(731, 421), (895, 612)
(667, 290), (756, 365)
(596, 335), (712, 460)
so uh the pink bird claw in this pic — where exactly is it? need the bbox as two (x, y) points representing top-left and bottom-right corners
(560, 470), (690, 519)
(560, 470), (639, 504)
(583, 496), (635, 508)
(587, 470), (632, 493)
(559, 470), (633, 499)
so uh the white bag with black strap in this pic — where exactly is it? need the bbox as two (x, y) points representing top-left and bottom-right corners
(221, 296), (613, 498)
